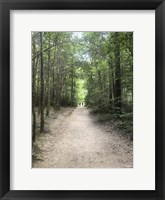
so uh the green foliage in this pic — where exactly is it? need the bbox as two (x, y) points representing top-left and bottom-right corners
(32, 31), (133, 140)
(76, 79), (87, 103)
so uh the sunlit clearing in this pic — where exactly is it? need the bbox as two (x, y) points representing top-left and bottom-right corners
(76, 79), (87, 106)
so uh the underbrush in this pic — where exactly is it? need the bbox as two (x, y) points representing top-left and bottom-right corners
(90, 110), (133, 141)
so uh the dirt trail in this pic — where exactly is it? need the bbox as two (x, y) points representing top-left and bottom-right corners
(33, 107), (133, 168)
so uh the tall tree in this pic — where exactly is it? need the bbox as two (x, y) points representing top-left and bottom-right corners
(40, 32), (44, 132)
(32, 36), (36, 143)
(46, 33), (51, 116)
(32, 31), (133, 142)
(114, 32), (121, 113)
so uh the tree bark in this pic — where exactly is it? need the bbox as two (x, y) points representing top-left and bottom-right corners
(40, 32), (44, 132)
(32, 39), (36, 143)
(46, 34), (51, 116)
(114, 32), (121, 113)
(71, 64), (74, 106)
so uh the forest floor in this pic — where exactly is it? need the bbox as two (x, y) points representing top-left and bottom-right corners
(32, 107), (133, 168)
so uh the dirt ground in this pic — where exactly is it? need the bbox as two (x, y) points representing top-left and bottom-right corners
(32, 107), (133, 168)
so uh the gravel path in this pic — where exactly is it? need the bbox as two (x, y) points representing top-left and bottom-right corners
(32, 107), (133, 168)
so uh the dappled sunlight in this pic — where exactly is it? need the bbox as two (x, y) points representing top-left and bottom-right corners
(32, 31), (133, 168)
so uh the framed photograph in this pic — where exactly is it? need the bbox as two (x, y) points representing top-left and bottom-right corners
(0, 0), (165, 199)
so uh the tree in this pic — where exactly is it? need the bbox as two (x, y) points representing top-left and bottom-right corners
(32, 31), (133, 143)
(40, 32), (44, 132)
(32, 34), (36, 143)
(114, 32), (121, 113)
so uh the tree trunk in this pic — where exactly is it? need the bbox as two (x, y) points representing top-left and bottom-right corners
(32, 40), (36, 143)
(71, 65), (74, 106)
(40, 32), (44, 132)
(46, 35), (51, 116)
(114, 32), (121, 114)
(96, 67), (104, 112)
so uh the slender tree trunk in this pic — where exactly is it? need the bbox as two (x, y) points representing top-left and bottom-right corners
(46, 35), (51, 116)
(56, 71), (61, 109)
(54, 35), (61, 110)
(114, 32), (121, 114)
(96, 67), (104, 112)
(108, 71), (112, 111)
(71, 65), (74, 106)
(40, 32), (44, 132)
(108, 59), (113, 112)
(36, 63), (40, 116)
(53, 54), (56, 110)
(32, 40), (36, 143)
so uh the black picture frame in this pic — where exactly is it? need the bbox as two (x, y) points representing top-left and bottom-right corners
(0, 0), (165, 199)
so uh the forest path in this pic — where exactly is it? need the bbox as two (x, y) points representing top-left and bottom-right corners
(33, 107), (133, 168)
